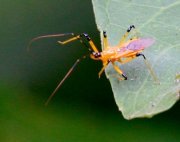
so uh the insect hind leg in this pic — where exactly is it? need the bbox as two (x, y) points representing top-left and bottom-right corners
(136, 53), (146, 59)
(136, 53), (160, 83)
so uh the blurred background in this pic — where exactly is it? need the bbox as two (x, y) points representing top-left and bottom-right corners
(0, 0), (179, 141)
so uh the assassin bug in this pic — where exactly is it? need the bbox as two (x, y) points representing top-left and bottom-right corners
(28, 25), (159, 105)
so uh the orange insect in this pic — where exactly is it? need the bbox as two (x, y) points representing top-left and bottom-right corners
(28, 25), (159, 105)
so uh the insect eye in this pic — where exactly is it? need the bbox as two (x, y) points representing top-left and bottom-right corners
(93, 52), (101, 58)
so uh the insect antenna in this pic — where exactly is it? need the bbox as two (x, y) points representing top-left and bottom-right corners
(44, 55), (87, 106)
(27, 33), (74, 51)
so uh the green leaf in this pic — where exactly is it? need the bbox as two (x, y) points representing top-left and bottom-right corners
(92, 0), (180, 119)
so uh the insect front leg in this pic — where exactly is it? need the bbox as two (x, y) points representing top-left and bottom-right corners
(58, 34), (81, 44)
(58, 33), (99, 53)
(98, 61), (109, 78)
(80, 33), (99, 53)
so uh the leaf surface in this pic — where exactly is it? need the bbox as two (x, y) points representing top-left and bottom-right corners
(92, 0), (180, 119)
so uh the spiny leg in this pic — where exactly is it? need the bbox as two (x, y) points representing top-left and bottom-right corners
(103, 31), (109, 50)
(118, 25), (135, 46)
(112, 62), (127, 80)
(45, 55), (87, 106)
(136, 53), (160, 83)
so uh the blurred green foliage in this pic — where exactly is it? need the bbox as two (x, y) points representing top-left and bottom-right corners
(0, 0), (179, 142)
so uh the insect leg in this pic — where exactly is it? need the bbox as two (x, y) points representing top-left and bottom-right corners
(103, 31), (109, 50)
(60, 33), (100, 54)
(59, 33), (99, 53)
(136, 53), (160, 83)
(98, 61), (109, 78)
(118, 25), (135, 46)
(58, 34), (81, 44)
(118, 56), (136, 64)
(45, 55), (87, 106)
(80, 33), (99, 53)
(112, 62), (127, 80)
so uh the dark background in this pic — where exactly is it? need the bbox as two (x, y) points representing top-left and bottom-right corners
(0, 0), (179, 141)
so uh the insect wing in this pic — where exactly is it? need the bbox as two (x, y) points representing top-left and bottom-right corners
(126, 38), (155, 51)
